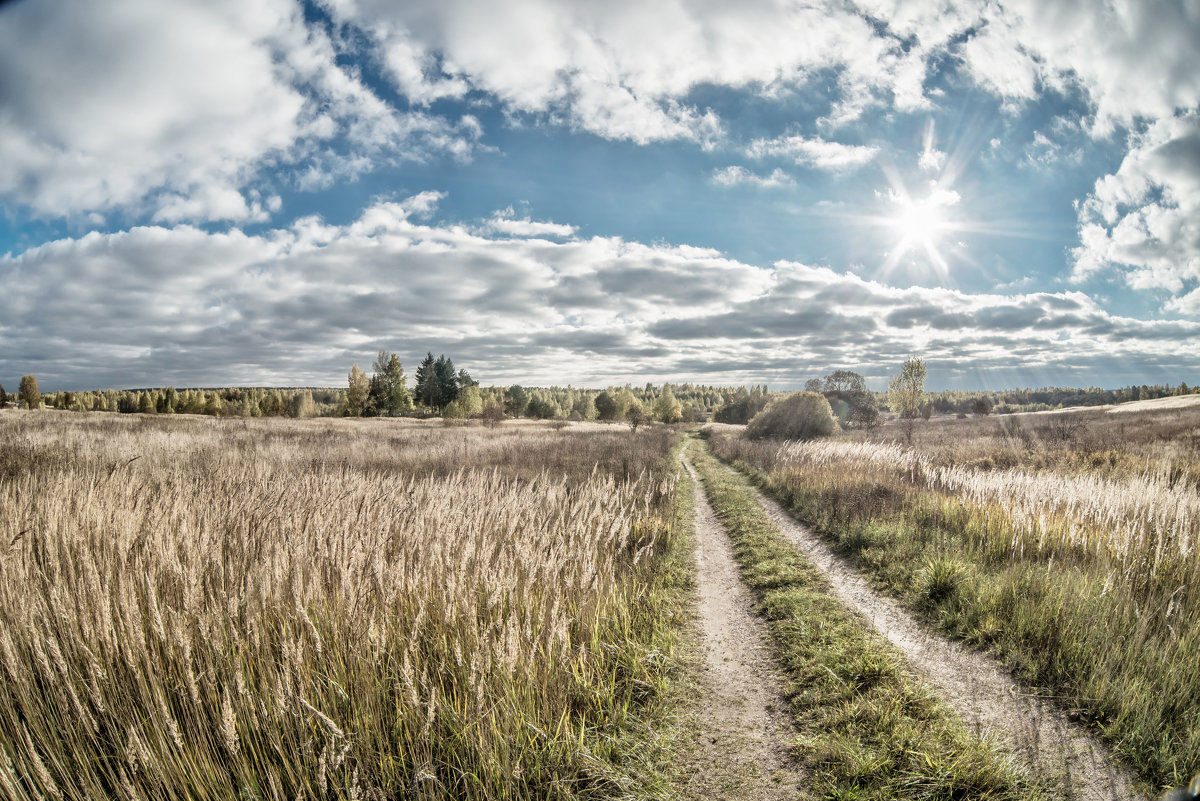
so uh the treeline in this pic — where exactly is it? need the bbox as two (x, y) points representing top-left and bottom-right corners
(6, 366), (1196, 423)
(0, 380), (343, 418)
(0, 360), (773, 424)
(917, 382), (1199, 416)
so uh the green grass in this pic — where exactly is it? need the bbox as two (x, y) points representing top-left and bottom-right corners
(707, 430), (1200, 793)
(689, 441), (1044, 801)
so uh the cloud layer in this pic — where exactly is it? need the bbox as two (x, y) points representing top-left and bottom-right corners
(4, 196), (1196, 389)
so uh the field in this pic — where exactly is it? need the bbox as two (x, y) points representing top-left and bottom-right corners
(3, 398), (1198, 800)
(707, 398), (1200, 789)
(0, 412), (689, 800)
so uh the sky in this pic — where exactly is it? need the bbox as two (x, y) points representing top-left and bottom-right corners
(1, 0), (1199, 392)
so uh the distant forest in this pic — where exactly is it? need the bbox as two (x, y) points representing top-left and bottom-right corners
(1, 355), (1196, 425)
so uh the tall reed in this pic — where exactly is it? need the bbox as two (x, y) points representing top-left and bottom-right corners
(0, 411), (682, 800)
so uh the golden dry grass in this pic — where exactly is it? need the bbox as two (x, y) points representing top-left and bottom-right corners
(0, 411), (683, 800)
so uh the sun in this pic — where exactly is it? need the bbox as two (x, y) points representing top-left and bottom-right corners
(877, 182), (963, 277)
(891, 196), (948, 254)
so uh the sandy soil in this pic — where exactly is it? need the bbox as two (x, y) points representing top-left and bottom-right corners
(676, 455), (807, 800)
(753, 490), (1146, 801)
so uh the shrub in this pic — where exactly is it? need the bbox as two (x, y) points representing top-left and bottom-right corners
(745, 391), (836, 441)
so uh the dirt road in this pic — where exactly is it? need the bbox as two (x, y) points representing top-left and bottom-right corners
(753, 489), (1144, 801)
(676, 456), (806, 800)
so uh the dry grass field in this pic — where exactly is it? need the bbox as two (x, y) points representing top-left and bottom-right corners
(0, 411), (687, 800)
(708, 399), (1200, 790)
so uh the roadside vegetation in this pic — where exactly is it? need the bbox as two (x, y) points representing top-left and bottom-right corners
(707, 398), (1200, 791)
(0, 411), (693, 800)
(688, 441), (1045, 800)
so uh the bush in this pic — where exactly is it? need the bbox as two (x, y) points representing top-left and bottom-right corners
(745, 391), (836, 441)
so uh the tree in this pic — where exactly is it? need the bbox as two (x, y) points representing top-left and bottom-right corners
(345, 363), (370, 417)
(291, 391), (316, 418)
(138, 392), (156, 414)
(594, 390), (617, 421)
(368, 351), (412, 416)
(615, 388), (639, 422)
(434, 355), (458, 410)
(745, 392), (836, 440)
(0, 383), (6, 407)
(653, 385), (682, 423)
(457, 368), (477, 388)
(414, 353), (438, 411)
(626, 402), (648, 432)
(18, 375), (40, 410)
(970, 397), (993, 416)
(888, 357), (927, 443)
(504, 385), (530, 418)
(442, 400), (465, 423)
(481, 396), (506, 427)
(572, 393), (596, 421)
(458, 384), (483, 417)
(713, 386), (770, 424)
(204, 393), (224, 417)
(816, 369), (879, 429)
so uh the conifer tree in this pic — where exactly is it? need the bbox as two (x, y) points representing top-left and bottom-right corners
(434, 355), (458, 409)
(414, 352), (438, 410)
(0, 382), (7, 407)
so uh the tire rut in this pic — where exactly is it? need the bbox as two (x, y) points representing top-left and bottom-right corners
(677, 454), (806, 800)
(751, 485), (1145, 801)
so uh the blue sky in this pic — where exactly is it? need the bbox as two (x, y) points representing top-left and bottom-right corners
(2, 0), (1199, 391)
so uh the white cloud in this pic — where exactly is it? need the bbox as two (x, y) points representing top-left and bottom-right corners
(0, 0), (482, 223)
(958, 0), (1200, 135)
(3, 194), (1197, 389)
(747, 134), (880, 170)
(919, 146), (947, 172)
(485, 208), (578, 238)
(711, 167), (795, 188)
(322, 0), (941, 145)
(1072, 113), (1200, 309)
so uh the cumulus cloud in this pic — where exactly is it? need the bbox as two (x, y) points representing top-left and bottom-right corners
(711, 167), (795, 188)
(1072, 113), (1200, 311)
(321, 0), (942, 144)
(3, 195), (1197, 389)
(484, 208), (577, 238)
(956, 0), (1200, 135)
(747, 134), (880, 170)
(0, 0), (482, 222)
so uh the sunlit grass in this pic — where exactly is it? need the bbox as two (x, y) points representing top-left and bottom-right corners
(0, 411), (688, 800)
(708, 411), (1200, 790)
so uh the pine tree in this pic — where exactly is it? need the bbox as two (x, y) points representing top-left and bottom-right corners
(434, 355), (458, 410)
(505, 385), (530, 417)
(0, 382), (8, 407)
(414, 352), (438, 411)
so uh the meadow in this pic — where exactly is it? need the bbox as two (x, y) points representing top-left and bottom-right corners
(707, 398), (1200, 789)
(0, 412), (689, 800)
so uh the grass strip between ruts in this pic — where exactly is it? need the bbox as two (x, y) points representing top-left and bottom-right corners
(689, 439), (1047, 801)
